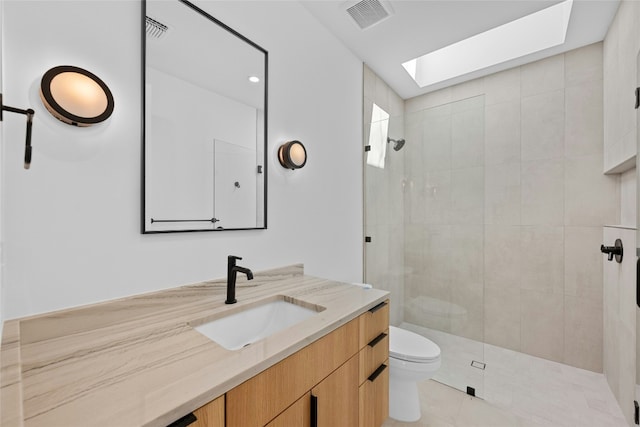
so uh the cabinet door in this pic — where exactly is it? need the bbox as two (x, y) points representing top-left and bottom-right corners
(266, 392), (311, 427)
(311, 355), (359, 427)
(192, 395), (225, 427)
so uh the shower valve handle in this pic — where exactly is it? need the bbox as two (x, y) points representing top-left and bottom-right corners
(601, 239), (623, 263)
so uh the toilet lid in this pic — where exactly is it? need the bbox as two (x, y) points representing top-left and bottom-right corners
(389, 326), (441, 362)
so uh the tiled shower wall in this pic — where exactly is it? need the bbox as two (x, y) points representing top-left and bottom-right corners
(363, 64), (405, 326)
(404, 42), (619, 372)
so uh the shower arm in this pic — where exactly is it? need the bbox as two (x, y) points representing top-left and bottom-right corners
(0, 94), (35, 169)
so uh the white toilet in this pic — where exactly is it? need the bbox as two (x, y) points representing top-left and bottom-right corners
(388, 325), (441, 422)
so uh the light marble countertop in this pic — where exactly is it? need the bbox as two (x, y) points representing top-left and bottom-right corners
(0, 265), (389, 427)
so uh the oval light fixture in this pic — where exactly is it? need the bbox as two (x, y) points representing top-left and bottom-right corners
(278, 140), (307, 170)
(40, 65), (114, 127)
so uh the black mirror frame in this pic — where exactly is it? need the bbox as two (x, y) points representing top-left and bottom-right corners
(141, 0), (268, 234)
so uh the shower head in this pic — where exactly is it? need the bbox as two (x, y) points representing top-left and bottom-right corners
(146, 16), (168, 39)
(387, 137), (405, 151)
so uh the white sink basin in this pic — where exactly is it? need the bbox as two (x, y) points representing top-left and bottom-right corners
(193, 298), (322, 350)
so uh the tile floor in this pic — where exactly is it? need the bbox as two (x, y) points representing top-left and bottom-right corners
(384, 323), (628, 427)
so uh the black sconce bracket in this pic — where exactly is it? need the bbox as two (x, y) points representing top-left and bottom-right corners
(0, 93), (34, 169)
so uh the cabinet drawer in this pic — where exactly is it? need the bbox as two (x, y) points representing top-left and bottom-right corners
(358, 300), (389, 349)
(226, 317), (359, 427)
(358, 360), (389, 427)
(358, 330), (389, 385)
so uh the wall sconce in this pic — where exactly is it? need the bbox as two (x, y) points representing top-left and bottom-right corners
(40, 65), (114, 127)
(278, 140), (307, 170)
(0, 94), (34, 169)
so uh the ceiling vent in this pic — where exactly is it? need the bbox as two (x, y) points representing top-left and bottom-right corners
(344, 0), (394, 30)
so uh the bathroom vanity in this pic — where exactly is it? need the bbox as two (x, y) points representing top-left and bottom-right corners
(0, 265), (389, 427)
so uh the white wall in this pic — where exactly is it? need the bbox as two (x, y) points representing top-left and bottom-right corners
(1, 0), (363, 320)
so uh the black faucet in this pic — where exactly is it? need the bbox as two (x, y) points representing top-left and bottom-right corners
(226, 255), (253, 304)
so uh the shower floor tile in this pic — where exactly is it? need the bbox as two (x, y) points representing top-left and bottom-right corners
(386, 322), (627, 427)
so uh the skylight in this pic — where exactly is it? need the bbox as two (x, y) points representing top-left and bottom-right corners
(402, 0), (574, 88)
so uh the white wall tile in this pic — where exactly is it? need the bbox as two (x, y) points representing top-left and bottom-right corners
(564, 294), (603, 372)
(564, 42), (603, 88)
(521, 54), (565, 98)
(423, 109), (452, 172)
(424, 170), (452, 225)
(521, 289), (564, 363)
(484, 101), (521, 166)
(451, 107), (484, 169)
(520, 226), (564, 295)
(521, 90), (565, 161)
(485, 162), (521, 225)
(521, 159), (564, 226)
(484, 287), (521, 352)
(564, 154), (619, 226)
(405, 87), (453, 114)
(563, 226), (603, 302)
(484, 67), (521, 106)
(484, 225), (521, 291)
(450, 166), (484, 224)
(565, 80), (603, 159)
(451, 77), (485, 102)
(374, 75), (389, 112)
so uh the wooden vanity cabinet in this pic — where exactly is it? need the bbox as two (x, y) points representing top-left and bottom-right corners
(202, 300), (389, 427)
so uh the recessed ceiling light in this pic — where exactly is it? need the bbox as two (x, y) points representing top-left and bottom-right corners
(403, 0), (574, 88)
(248, 76), (260, 83)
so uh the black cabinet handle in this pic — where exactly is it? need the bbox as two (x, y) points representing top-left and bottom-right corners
(368, 301), (387, 314)
(368, 332), (387, 348)
(311, 394), (318, 427)
(367, 364), (387, 382)
(636, 257), (640, 309)
(166, 412), (197, 427)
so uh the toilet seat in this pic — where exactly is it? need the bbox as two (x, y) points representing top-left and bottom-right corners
(389, 326), (440, 363)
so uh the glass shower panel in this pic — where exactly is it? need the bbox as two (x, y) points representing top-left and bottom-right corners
(364, 112), (405, 327)
(402, 96), (486, 398)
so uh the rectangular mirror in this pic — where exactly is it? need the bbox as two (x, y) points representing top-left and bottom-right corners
(142, 0), (267, 233)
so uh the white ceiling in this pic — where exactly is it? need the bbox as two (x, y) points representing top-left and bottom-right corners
(301, 0), (620, 100)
